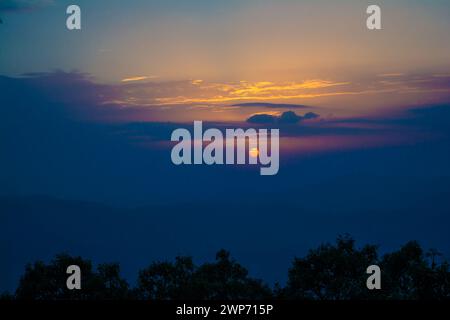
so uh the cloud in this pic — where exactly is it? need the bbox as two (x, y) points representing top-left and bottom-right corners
(304, 112), (320, 120)
(246, 111), (320, 124)
(279, 111), (301, 124)
(246, 114), (277, 124)
(2, 70), (450, 126)
(121, 76), (151, 83)
(232, 102), (310, 109)
(0, 0), (54, 12)
(153, 80), (351, 105)
(59, 73), (450, 111)
(229, 80), (349, 96)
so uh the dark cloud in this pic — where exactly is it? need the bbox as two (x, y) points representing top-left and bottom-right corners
(246, 114), (277, 124)
(246, 111), (320, 124)
(279, 111), (301, 124)
(303, 112), (320, 120)
(0, 71), (172, 123)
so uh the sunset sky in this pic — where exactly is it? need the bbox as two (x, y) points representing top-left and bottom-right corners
(1, 0), (450, 121)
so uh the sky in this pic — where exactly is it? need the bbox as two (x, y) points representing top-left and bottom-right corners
(1, 0), (450, 292)
(1, 0), (450, 119)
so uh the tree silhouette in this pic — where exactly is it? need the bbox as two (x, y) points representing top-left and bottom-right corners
(189, 250), (272, 300)
(15, 253), (130, 300)
(381, 241), (450, 300)
(0, 292), (13, 300)
(137, 250), (271, 300)
(426, 248), (443, 270)
(8, 237), (450, 300)
(137, 256), (196, 300)
(283, 234), (380, 300)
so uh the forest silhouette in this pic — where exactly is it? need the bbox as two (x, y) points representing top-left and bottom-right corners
(1, 235), (449, 301)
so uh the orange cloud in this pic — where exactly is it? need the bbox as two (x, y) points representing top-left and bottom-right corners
(121, 76), (154, 82)
(153, 80), (352, 105)
(230, 80), (349, 97)
(107, 74), (450, 113)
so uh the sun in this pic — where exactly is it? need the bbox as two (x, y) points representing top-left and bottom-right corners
(249, 147), (259, 158)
